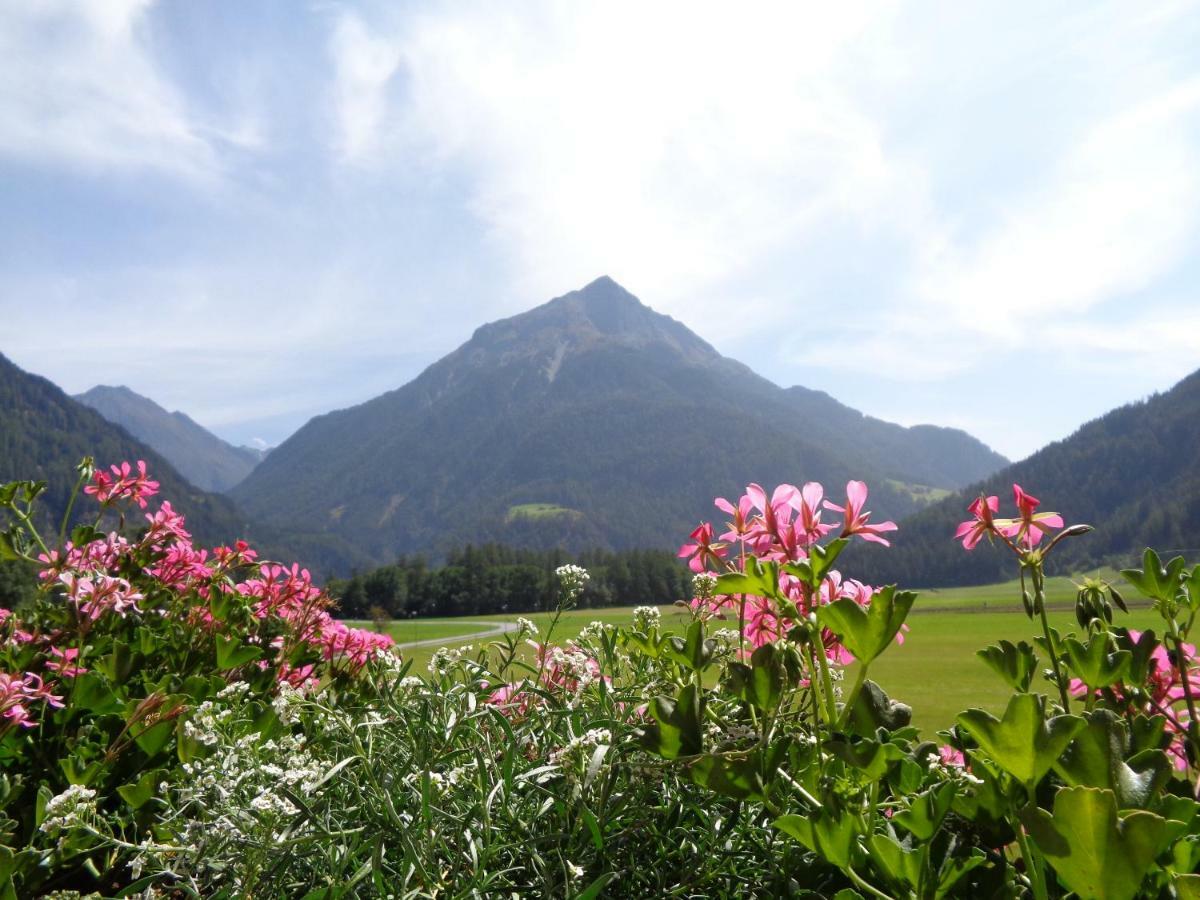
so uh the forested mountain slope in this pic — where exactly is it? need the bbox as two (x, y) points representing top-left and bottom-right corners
(234, 277), (1007, 564)
(76, 385), (263, 492)
(865, 368), (1200, 587)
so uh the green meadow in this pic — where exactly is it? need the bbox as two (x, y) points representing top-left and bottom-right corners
(360, 570), (1154, 733)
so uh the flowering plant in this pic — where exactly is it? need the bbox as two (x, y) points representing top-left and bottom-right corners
(633, 478), (1200, 899)
(0, 459), (392, 894)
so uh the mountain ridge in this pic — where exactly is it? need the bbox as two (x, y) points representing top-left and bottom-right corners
(863, 368), (1200, 587)
(232, 277), (1008, 569)
(75, 384), (263, 493)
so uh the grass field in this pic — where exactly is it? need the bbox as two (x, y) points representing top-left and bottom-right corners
(359, 571), (1154, 734)
(504, 502), (580, 522)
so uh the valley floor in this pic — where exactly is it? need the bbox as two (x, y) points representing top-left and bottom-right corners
(348, 571), (1152, 732)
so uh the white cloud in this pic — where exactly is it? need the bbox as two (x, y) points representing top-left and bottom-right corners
(0, 0), (220, 178)
(913, 77), (1200, 343)
(328, 3), (910, 322)
(329, 11), (404, 162)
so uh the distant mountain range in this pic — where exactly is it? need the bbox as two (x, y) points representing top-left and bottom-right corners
(231, 277), (1007, 563)
(75, 385), (265, 492)
(0, 353), (369, 578)
(866, 367), (1200, 587)
(3, 277), (1196, 588)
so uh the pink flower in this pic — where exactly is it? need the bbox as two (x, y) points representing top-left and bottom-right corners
(955, 495), (1009, 550)
(1010, 484), (1064, 547)
(714, 494), (755, 544)
(58, 572), (143, 620)
(0, 672), (63, 730)
(45, 647), (87, 678)
(824, 481), (898, 546)
(939, 745), (965, 767)
(84, 460), (160, 508)
(486, 682), (536, 717)
(678, 522), (727, 573)
(789, 482), (835, 547)
(144, 501), (191, 546)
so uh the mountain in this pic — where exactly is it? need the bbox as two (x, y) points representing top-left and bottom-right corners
(865, 368), (1200, 587)
(0, 354), (368, 578)
(232, 277), (1007, 567)
(75, 385), (262, 492)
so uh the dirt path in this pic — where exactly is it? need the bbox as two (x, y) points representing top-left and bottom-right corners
(391, 620), (521, 650)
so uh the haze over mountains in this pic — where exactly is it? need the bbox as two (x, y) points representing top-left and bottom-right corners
(231, 277), (1006, 562)
(75, 385), (265, 492)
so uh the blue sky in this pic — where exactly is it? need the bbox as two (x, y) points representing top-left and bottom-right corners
(2, 1), (1199, 460)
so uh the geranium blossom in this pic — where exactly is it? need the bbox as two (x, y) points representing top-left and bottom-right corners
(84, 460), (159, 508)
(823, 481), (898, 546)
(677, 522), (727, 573)
(1010, 484), (1064, 547)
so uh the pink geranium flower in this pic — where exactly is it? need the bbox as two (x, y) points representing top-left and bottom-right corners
(84, 460), (160, 508)
(678, 522), (727, 573)
(824, 481), (898, 546)
(950, 496), (1017, 554)
(1010, 484), (1064, 547)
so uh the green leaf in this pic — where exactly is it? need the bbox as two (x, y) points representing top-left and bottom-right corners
(1176, 875), (1200, 900)
(1063, 634), (1131, 689)
(725, 642), (786, 711)
(957, 693), (1085, 789)
(573, 872), (617, 900)
(215, 635), (261, 670)
(818, 585), (916, 667)
(934, 848), (986, 899)
(775, 808), (860, 869)
(661, 619), (715, 672)
(893, 782), (955, 842)
(715, 558), (781, 600)
(1054, 709), (1171, 809)
(689, 753), (766, 801)
(72, 672), (122, 714)
(847, 680), (912, 734)
(637, 684), (703, 759)
(867, 833), (921, 892)
(826, 738), (905, 781)
(976, 640), (1038, 692)
(1021, 787), (1179, 900)
(117, 768), (165, 810)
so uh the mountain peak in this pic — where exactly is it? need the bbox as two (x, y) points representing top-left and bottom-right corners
(460, 278), (720, 370)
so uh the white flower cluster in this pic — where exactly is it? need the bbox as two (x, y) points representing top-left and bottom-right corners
(546, 645), (597, 691)
(712, 628), (744, 654)
(515, 616), (538, 636)
(632, 606), (661, 633)
(548, 727), (612, 768)
(183, 696), (239, 747)
(691, 571), (719, 600)
(427, 644), (476, 676)
(576, 620), (611, 643)
(40, 784), (97, 835)
(136, 689), (337, 889)
(554, 564), (590, 603)
(402, 764), (472, 795)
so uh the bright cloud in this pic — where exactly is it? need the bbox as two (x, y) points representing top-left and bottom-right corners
(0, 1), (1198, 459)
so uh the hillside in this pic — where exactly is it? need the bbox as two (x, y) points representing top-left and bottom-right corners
(233, 277), (1007, 566)
(75, 385), (263, 492)
(866, 368), (1200, 587)
(0, 354), (368, 578)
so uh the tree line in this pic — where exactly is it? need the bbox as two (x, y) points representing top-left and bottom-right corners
(325, 543), (693, 619)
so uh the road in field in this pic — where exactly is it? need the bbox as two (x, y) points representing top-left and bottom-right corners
(389, 620), (520, 649)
